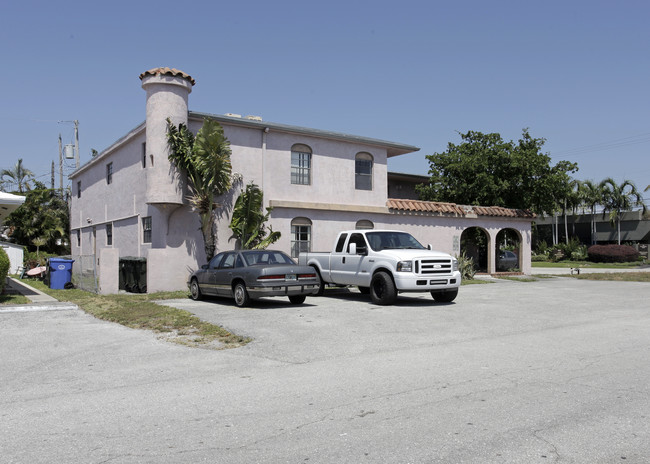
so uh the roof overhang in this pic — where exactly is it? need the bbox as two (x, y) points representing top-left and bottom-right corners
(191, 111), (420, 158)
(0, 192), (27, 224)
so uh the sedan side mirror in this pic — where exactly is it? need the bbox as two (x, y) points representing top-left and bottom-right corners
(202, 264), (209, 270)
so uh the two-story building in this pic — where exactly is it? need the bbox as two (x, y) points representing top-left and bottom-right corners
(69, 67), (533, 294)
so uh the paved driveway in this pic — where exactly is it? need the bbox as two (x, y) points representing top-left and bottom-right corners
(2, 278), (650, 463)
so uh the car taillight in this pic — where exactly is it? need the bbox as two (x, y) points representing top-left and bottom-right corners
(298, 273), (316, 279)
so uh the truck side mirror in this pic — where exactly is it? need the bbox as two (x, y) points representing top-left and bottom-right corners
(349, 243), (357, 255)
(427, 244), (432, 250)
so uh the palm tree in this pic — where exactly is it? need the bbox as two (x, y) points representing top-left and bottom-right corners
(229, 182), (281, 250)
(579, 180), (604, 245)
(1, 159), (35, 193)
(166, 118), (233, 260)
(599, 178), (647, 244)
(562, 179), (582, 244)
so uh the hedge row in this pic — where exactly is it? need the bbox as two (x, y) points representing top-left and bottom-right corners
(0, 247), (9, 293)
(587, 245), (639, 263)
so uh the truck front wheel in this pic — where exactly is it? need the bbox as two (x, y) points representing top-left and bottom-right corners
(370, 272), (397, 305)
(431, 289), (458, 303)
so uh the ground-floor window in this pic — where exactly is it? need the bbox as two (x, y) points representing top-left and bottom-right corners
(291, 217), (312, 258)
(142, 216), (152, 244)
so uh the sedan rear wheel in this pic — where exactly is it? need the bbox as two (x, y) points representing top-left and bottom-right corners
(190, 279), (202, 301)
(233, 282), (250, 307)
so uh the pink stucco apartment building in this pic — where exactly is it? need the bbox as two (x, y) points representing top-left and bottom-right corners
(69, 67), (533, 294)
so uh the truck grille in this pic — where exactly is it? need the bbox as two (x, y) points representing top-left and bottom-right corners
(415, 258), (453, 275)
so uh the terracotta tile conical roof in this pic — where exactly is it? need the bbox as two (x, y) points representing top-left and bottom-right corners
(139, 67), (195, 85)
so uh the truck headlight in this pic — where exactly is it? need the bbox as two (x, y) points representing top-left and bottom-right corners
(452, 258), (458, 272)
(396, 260), (412, 272)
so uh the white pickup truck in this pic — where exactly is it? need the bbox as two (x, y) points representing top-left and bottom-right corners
(298, 230), (461, 305)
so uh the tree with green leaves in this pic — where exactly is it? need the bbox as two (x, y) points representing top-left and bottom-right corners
(579, 180), (605, 245)
(1, 158), (35, 193)
(229, 182), (281, 250)
(4, 181), (69, 254)
(599, 178), (647, 245)
(166, 118), (233, 260)
(416, 129), (578, 216)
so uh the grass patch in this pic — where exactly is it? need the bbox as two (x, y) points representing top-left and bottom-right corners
(25, 280), (250, 349)
(494, 276), (538, 282)
(0, 293), (31, 305)
(571, 272), (650, 282)
(532, 261), (643, 269)
(462, 278), (493, 285)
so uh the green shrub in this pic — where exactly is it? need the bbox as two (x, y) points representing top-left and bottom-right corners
(0, 248), (10, 293)
(457, 251), (476, 280)
(531, 254), (548, 262)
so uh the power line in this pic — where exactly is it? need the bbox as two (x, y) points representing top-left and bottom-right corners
(553, 132), (650, 159)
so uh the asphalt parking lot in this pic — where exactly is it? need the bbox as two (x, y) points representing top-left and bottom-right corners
(2, 277), (650, 463)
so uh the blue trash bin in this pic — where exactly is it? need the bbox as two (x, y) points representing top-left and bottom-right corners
(49, 258), (75, 289)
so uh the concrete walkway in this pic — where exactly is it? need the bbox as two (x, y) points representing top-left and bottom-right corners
(2, 277), (77, 311)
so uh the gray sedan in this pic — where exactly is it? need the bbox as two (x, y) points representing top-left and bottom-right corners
(188, 250), (320, 307)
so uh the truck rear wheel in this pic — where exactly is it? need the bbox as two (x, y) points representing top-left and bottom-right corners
(312, 266), (325, 296)
(431, 289), (458, 303)
(370, 272), (397, 305)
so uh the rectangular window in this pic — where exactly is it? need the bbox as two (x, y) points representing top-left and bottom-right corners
(355, 158), (373, 190)
(142, 216), (152, 244)
(77, 181), (81, 198)
(106, 162), (113, 185)
(291, 151), (311, 185)
(291, 224), (311, 258)
(142, 142), (146, 168)
(76, 230), (81, 247)
(106, 223), (113, 246)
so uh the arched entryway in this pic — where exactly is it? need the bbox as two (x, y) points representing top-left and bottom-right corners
(495, 228), (522, 272)
(461, 227), (489, 273)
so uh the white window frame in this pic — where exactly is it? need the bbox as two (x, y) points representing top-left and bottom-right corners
(355, 152), (373, 191)
(291, 144), (312, 185)
(291, 217), (312, 258)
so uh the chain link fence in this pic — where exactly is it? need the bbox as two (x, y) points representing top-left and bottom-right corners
(72, 254), (98, 293)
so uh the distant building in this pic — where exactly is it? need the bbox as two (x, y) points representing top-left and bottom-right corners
(69, 67), (534, 293)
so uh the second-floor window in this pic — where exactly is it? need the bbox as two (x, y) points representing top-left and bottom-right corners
(106, 162), (113, 185)
(291, 144), (312, 185)
(142, 216), (152, 244)
(355, 152), (373, 190)
(77, 181), (81, 198)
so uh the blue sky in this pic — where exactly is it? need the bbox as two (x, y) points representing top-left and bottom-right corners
(1, 0), (649, 200)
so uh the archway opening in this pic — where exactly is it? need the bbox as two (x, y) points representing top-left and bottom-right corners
(496, 228), (522, 272)
(461, 227), (489, 273)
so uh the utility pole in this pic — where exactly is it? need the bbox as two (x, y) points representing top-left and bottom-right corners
(74, 119), (80, 169)
(51, 161), (55, 189)
(58, 134), (63, 192)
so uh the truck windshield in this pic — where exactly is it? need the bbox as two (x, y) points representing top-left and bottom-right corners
(366, 232), (426, 251)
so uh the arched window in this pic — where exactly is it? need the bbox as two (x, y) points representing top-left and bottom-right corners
(291, 144), (312, 185)
(355, 220), (374, 230)
(355, 152), (373, 190)
(291, 217), (312, 258)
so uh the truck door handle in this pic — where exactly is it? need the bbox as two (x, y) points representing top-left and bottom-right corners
(342, 257), (346, 264)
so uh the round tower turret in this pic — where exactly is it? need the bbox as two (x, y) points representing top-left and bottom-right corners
(139, 67), (195, 207)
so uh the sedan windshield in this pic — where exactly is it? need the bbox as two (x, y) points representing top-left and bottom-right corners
(242, 250), (296, 266)
(366, 232), (426, 251)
